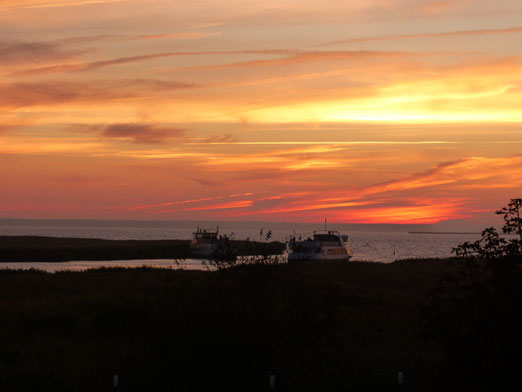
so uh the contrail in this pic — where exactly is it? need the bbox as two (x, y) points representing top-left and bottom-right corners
(130, 192), (253, 210)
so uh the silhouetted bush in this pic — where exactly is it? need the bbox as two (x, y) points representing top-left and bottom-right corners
(422, 198), (522, 391)
(452, 198), (522, 263)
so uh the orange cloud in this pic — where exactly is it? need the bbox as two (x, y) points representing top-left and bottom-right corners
(362, 156), (522, 196)
(320, 26), (522, 47)
(96, 123), (186, 144)
(0, 0), (125, 11)
(200, 155), (522, 223)
(0, 79), (195, 108)
(0, 40), (89, 65)
(0, 31), (221, 67)
(333, 201), (469, 224)
(10, 49), (407, 77)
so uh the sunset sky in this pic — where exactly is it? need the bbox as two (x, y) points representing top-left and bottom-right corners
(1, 0), (522, 226)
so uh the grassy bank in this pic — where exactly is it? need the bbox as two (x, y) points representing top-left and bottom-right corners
(0, 236), (285, 262)
(0, 259), (455, 392)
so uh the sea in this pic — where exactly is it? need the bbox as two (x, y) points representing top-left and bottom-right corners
(0, 219), (486, 272)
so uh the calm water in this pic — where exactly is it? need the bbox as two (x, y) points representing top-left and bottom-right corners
(0, 220), (483, 272)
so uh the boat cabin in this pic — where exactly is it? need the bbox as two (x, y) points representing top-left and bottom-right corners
(312, 230), (348, 244)
(288, 228), (352, 262)
(193, 228), (219, 243)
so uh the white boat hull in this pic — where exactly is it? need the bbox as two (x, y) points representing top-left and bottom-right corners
(288, 245), (352, 262)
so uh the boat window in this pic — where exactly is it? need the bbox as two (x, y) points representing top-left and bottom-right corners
(196, 232), (218, 239)
(314, 234), (340, 242)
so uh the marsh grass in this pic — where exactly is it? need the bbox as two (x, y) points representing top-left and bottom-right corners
(0, 259), (462, 391)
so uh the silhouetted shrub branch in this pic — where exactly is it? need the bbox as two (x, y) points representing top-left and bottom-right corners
(452, 198), (522, 263)
(422, 198), (522, 390)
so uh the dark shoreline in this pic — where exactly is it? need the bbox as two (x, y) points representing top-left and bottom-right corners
(0, 236), (285, 262)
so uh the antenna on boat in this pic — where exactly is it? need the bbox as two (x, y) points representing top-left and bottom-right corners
(325, 217), (327, 230)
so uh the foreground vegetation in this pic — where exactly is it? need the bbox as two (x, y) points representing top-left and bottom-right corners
(1, 257), (520, 392)
(1, 199), (520, 391)
(422, 198), (522, 391)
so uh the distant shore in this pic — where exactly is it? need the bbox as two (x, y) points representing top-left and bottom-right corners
(0, 236), (285, 262)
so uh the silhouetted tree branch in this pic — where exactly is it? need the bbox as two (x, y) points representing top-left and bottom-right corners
(452, 198), (522, 263)
(422, 198), (522, 390)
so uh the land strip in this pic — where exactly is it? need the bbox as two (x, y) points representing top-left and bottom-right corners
(0, 236), (285, 262)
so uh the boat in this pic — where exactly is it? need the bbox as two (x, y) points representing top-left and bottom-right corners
(190, 227), (236, 260)
(288, 228), (353, 262)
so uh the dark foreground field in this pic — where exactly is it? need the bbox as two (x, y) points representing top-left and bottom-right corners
(0, 259), (520, 392)
(0, 236), (285, 262)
